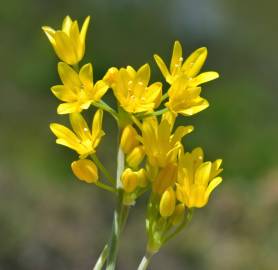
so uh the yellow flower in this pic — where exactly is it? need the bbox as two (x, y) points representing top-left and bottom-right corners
(120, 125), (139, 154)
(139, 112), (193, 167)
(110, 64), (162, 113)
(159, 187), (176, 218)
(176, 147), (223, 208)
(166, 75), (209, 116)
(42, 16), (90, 65)
(71, 159), (98, 183)
(154, 40), (219, 85)
(52, 62), (108, 114)
(50, 110), (104, 158)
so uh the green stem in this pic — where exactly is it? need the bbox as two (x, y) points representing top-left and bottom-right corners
(93, 245), (109, 270)
(91, 154), (116, 185)
(137, 251), (155, 270)
(161, 92), (169, 101)
(106, 143), (129, 270)
(163, 208), (193, 244)
(95, 182), (116, 193)
(93, 100), (118, 122)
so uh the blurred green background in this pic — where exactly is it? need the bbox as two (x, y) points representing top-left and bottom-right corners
(1, 0), (278, 269)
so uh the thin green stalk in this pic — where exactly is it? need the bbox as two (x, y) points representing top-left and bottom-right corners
(95, 182), (116, 193)
(93, 100), (118, 121)
(93, 245), (109, 270)
(91, 154), (116, 185)
(106, 144), (129, 270)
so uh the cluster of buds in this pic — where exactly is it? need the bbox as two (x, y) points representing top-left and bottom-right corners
(43, 15), (223, 269)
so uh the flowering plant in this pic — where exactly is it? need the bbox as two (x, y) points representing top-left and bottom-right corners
(42, 15), (223, 270)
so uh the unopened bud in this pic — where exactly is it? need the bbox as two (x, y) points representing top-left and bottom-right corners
(121, 168), (138, 193)
(120, 125), (139, 154)
(126, 146), (145, 169)
(137, 168), (148, 188)
(170, 203), (185, 225)
(71, 159), (98, 183)
(159, 187), (176, 218)
(103, 67), (118, 87)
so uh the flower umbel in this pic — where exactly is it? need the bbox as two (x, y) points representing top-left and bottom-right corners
(50, 109), (104, 158)
(43, 14), (223, 270)
(42, 16), (90, 65)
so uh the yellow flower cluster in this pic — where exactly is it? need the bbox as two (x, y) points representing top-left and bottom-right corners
(43, 15), (223, 256)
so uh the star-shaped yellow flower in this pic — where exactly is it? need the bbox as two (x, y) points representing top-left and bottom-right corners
(42, 16), (90, 65)
(51, 62), (108, 114)
(166, 75), (209, 116)
(154, 40), (219, 85)
(50, 110), (104, 158)
(109, 64), (162, 113)
(176, 147), (223, 208)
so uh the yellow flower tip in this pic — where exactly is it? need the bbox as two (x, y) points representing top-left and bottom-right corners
(126, 146), (145, 169)
(103, 67), (119, 86)
(159, 187), (176, 218)
(120, 125), (139, 154)
(121, 168), (139, 193)
(71, 159), (98, 183)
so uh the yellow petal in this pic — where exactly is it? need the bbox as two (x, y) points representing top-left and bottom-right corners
(194, 162), (212, 186)
(170, 40), (183, 74)
(171, 125), (194, 145)
(159, 187), (176, 217)
(50, 123), (80, 151)
(51, 85), (77, 102)
(178, 98), (209, 116)
(58, 62), (80, 90)
(80, 16), (90, 45)
(79, 63), (94, 89)
(154, 54), (171, 83)
(189, 184), (207, 208)
(145, 82), (162, 108)
(62, 15), (73, 34)
(190, 71), (219, 87)
(91, 109), (105, 148)
(171, 203), (185, 225)
(92, 80), (109, 101)
(54, 31), (77, 65)
(71, 159), (98, 183)
(69, 113), (91, 141)
(126, 146), (145, 169)
(182, 47), (207, 77)
(205, 177), (222, 199)
(57, 102), (81, 114)
(42, 26), (56, 45)
(120, 125), (139, 154)
(210, 159), (223, 179)
(136, 64), (150, 86)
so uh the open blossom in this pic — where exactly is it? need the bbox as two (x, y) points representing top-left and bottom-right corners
(51, 62), (108, 114)
(176, 147), (223, 208)
(108, 64), (162, 113)
(139, 112), (193, 168)
(154, 40), (219, 85)
(42, 16), (90, 65)
(166, 75), (209, 116)
(50, 110), (104, 158)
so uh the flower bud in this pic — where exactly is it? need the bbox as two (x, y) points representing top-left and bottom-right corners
(71, 159), (98, 183)
(120, 125), (139, 154)
(170, 203), (185, 225)
(103, 67), (119, 87)
(153, 163), (177, 194)
(121, 168), (138, 193)
(159, 187), (176, 218)
(137, 168), (148, 188)
(126, 146), (145, 169)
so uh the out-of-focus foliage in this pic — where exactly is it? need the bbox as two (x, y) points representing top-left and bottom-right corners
(0, 0), (277, 269)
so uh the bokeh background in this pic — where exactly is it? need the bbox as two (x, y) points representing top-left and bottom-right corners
(1, 0), (278, 269)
